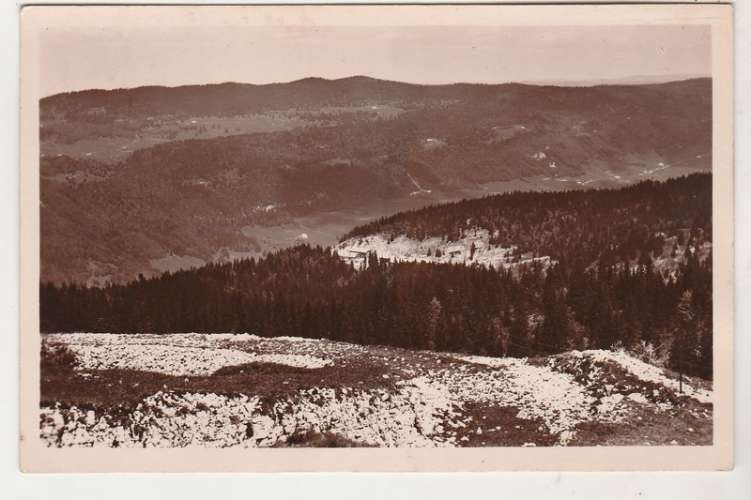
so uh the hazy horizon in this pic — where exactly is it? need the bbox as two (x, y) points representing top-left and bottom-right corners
(41, 24), (710, 97)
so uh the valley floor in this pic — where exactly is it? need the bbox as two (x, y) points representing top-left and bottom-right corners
(40, 333), (712, 448)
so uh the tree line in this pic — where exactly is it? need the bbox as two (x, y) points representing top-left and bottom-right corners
(40, 174), (713, 378)
(40, 247), (711, 378)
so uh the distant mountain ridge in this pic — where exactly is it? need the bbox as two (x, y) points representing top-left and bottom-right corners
(41, 75), (710, 118)
(42, 73), (708, 98)
(521, 74), (710, 87)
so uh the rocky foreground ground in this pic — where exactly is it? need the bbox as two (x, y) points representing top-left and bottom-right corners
(40, 333), (712, 448)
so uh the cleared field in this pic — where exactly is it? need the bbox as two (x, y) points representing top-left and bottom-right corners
(40, 333), (712, 448)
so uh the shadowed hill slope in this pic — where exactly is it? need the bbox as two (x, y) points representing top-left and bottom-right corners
(40, 77), (711, 283)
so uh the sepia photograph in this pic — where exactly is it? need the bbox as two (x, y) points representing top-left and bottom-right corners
(18, 3), (734, 472)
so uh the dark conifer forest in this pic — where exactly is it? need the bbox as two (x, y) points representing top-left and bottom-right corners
(40, 174), (713, 378)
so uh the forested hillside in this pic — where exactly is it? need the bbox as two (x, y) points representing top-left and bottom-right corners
(343, 174), (711, 267)
(40, 77), (711, 284)
(41, 175), (713, 378)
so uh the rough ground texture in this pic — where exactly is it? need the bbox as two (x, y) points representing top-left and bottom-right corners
(40, 333), (712, 448)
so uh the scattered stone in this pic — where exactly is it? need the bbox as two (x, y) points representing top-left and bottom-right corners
(39, 334), (713, 449)
(627, 393), (648, 404)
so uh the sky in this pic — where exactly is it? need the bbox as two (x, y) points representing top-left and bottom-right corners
(40, 23), (710, 97)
